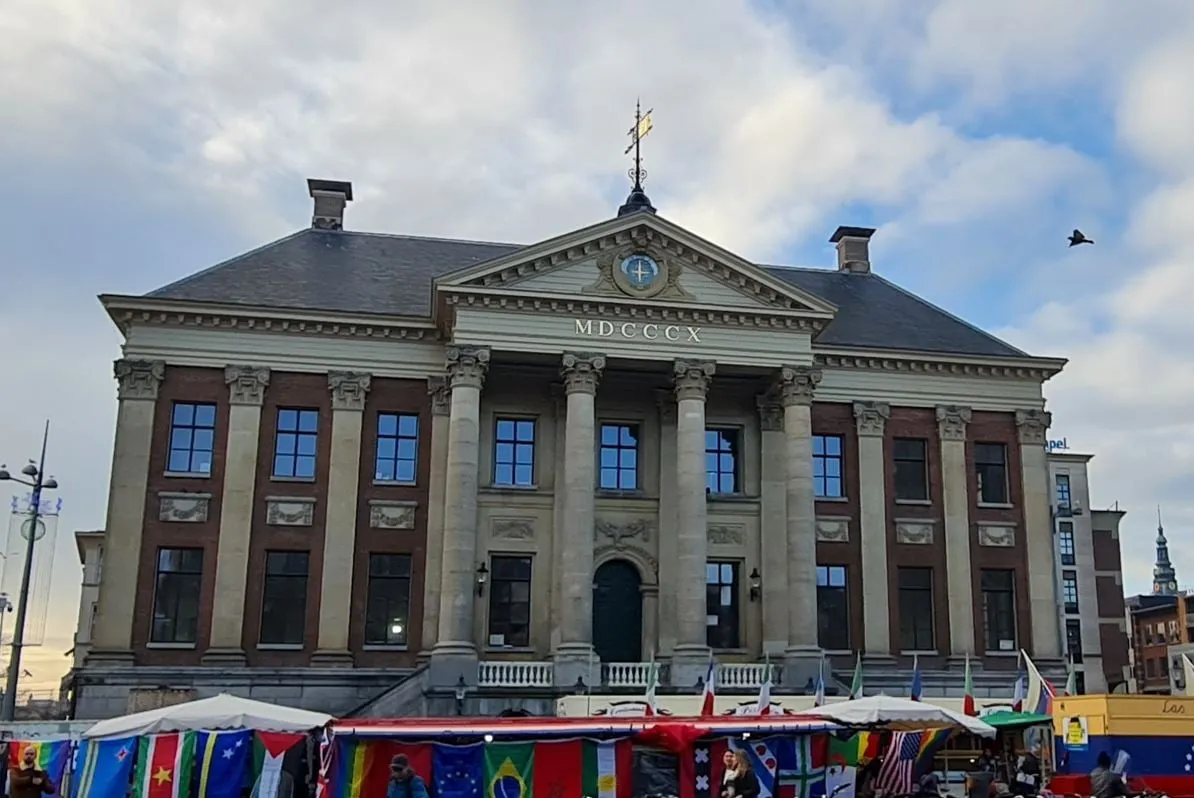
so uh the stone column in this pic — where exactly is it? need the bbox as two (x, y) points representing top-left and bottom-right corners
(312, 371), (371, 665)
(671, 360), (715, 687)
(429, 346), (489, 687)
(419, 377), (451, 657)
(203, 365), (270, 664)
(853, 401), (893, 660)
(87, 359), (165, 664)
(778, 366), (822, 688)
(1017, 408), (1062, 659)
(654, 389), (679, 658)
(554, 352), (605, 688)
(756, 393), (789, 657)
(548, 384), (566, 653)
(937, 404), (976, 658)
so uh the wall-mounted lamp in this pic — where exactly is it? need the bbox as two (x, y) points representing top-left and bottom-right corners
(476, 563), (489, 596)
(749, 568), (762, 602)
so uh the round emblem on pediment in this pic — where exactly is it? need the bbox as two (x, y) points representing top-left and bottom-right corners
(612, 251), (668, 298)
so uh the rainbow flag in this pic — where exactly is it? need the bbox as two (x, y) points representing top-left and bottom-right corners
(7, 739), (72, 788)
(331, 738), (431, 798)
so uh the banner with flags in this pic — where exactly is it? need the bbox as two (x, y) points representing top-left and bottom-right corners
(873, 730), (950, 796)
(133, 732), (196, 798)
(193, 729), (252, 798)
(252, 731), (305, 798)
(69, 737), (138, 798)
(8, 738), (71, 789)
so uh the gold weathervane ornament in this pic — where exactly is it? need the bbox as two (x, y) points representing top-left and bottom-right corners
(625, 99), (654, 190)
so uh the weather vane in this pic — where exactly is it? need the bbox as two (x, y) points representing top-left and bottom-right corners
(625, 99), (654, 191)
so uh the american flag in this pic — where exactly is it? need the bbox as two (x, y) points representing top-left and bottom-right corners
(873, 731), (941, 796)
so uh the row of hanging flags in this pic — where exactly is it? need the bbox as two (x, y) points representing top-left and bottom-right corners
(4, 729), (305, 798)
(637, 648), (1059, 717)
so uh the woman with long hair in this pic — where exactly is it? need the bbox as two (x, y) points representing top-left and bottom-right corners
(721, 748), (761, 798)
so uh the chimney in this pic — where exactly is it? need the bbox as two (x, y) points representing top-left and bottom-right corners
(830, 225), (876, 274)
(307, 179), (354, 230)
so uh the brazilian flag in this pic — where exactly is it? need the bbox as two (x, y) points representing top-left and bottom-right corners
(484, 742), (534, 798)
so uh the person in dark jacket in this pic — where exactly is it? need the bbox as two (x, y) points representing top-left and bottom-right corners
(721, 750), (760, 798)
(387, 754), (429, 798)
(8, 746), (55, 798)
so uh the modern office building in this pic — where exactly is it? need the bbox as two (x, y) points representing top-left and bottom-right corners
(75, 178), (1071, 718)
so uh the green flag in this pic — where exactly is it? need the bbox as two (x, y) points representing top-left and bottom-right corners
(485, 742), (534, 798)
(849, 652), (863, 699)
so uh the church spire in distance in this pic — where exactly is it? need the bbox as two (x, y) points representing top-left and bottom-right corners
(1153, 505), (1178, 595)
(617, 99), (657, 217)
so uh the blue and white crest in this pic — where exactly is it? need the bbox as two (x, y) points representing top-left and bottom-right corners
(620, 253), (660, 289)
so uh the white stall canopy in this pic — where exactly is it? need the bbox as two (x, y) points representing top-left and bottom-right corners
(84, 693), (332, 739)
(798, 694), (997, 737)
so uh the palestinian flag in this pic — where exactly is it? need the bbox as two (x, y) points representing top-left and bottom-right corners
(253, 731), (306, 798)
(133, 732), (197, 798)
(531, 739), (633, 798)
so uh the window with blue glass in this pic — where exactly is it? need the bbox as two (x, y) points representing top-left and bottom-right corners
(705, 428), (741, 494)
(273, 408), (319, 479)
(168, 402), (216, 475)
(599, 423), (639, 490)
(813, 434), (844, 498)
(375, 413), (419, 483)
(494, 418), (536, 487)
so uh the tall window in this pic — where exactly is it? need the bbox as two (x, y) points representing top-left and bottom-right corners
(1074, 671), (1086, 695)
(150, 548), (203, 644)
(897, 567), (935, 651)
(892, 438), (929, 501)
(816, 565), (850, 651)
(981, 569), (1017, 652)
(1056, 474), (1072, 512)
(375, 413), (419, 483)
(364, 554), (412, 646)
(167, 402), (216, 475)
(705, 429), (741, 494)
(813, 435), (844, 499)
(706, 561), (740, 649)
(1062, 571), (1079, 613)
(1058, 521), (1076, 566)
(493, 418), (536, 487)
(599, 424), (639, 490)
(975, 443), (1009, 504)
(1065, 619), (1083, 664)
(260, 551), (309, 645)
(488, 555), (532, 647)
(273, 408), (319, 479)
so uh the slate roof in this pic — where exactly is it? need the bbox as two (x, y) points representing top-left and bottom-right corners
(146, 227), (1028, 359)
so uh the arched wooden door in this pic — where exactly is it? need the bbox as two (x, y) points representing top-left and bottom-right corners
(592, 559), (643, 662)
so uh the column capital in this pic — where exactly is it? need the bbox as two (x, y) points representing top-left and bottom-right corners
(560, 352), (606, 395)
(445, 345), (490, 390)
(777, 365), (821, 407)
(853, 401), (891, 437)
(114, 359), (165, 401)
(328, 371), (372, 411)
(756, 393), (784, 432)
(935, 404), (972, 442)
(1015, 408), (1052, 446)
(654, 388), (677, 424)
(428, 376), (451, 416)
(673, 360), (715, 401)
(225, 365), (270, 406)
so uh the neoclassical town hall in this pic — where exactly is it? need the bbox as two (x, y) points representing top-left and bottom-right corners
(72, 178), (1068, 718)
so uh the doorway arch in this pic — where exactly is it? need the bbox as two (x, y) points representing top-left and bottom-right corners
(592, 559), (643, 662)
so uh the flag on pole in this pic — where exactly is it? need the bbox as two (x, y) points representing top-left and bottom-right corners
(1021, 650), (1056, 716)
(644, 657), (660, 716)
(962, 653), (977, 716)
(848, 653), (863, 699)
(1184, 653), (1194, 697)
(812, 656), (826, 708)
(1011, 664), (1026, 712)
(909, 654), (923, 701)
(700, 657), (718, 716)
(1064, 660), (1078, 697)
(133, 732), (197, 798)
(754, 658), (774, 715)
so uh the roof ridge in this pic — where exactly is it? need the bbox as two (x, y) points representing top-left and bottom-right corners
(334, 229), (524, 249)
(145, 229), (311, 298)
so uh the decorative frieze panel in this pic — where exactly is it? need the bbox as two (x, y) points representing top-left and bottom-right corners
(114, 359), (165, 401)
(492, 517), (536, 540)
(369, 500), (417, 530)
(595, 518), (654, 547)
(815, 518), (850, 543)
(978, 523), (1016, 547)
(265, 496), (316, 527)
(158, 492), (211, 523)
(895, 519), (936, 545)
(707, 524), (745, 546)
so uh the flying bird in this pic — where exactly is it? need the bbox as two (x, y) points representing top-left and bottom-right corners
(1068, 229), (1093, 247)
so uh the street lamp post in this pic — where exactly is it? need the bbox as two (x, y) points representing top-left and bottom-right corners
(0, 421), (57, 721)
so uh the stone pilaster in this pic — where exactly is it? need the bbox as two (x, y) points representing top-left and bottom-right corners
(853, 401), (893, 660)
(654, 388), (679, 658)
(419, 377), (451, 658)
(1017, 408), (1062, 659)
(670, 359), (715, 686)
(203, 365), (270, 664)
(756, 392), (789, 657)
(937, 404), (975, 658)
(88, 359), (165, 664)
(312, 371), (371, 665)
(779, 366), (822, 688)
(554, 352), (605, 688)
(429, 346), (489, 688)
(548, 384), (566, 653)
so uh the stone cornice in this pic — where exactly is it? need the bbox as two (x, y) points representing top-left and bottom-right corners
(813, 348), (1066, 382)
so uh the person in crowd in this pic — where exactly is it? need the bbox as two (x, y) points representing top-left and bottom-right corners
(1011, 748), (1041, 797)
(721, 749), (738, 797)
(1090, 751), (1129, 798)
(720, 749), (760, 798)
(387, 754), (429, 798)
(8, 746), (55, 798)
(916, 770), (943, 798)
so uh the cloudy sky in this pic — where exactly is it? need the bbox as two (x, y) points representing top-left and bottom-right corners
(2, 0), (1193, 694)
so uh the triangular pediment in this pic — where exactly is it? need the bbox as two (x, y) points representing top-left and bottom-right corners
(435, 213), (837, 318)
